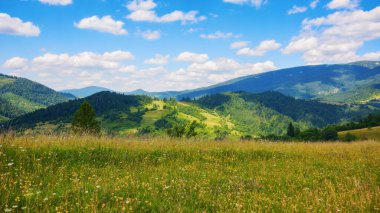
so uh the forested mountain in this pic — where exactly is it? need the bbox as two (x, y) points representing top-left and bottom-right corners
(0, 74), (68, 122)
(177, 61), (380, 103)
(2, 91), (377, 138)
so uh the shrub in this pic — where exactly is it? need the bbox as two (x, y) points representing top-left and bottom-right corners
(342, 133), (358, 142)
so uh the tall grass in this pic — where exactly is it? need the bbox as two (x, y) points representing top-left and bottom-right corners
(1, 134), (379, 212)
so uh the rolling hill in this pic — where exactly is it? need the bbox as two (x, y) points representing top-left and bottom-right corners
(2, 91), (377, 138)
(0, 73), (68, 122)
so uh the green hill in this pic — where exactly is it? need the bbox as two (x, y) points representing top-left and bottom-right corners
(3, 91), (377, 138)
(0, 73), (68, 121)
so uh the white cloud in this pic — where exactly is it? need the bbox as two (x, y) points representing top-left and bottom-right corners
(2, 51), (279, 92)
(166, 59), (277, 89)
(2, 57), (28, 70)
(74, 15), (128, 35)
(283, 6), (380, 64)
(126, 0), (156, 11)
(326, 0), (359, 10)
(0, 13), (40, 37)
(138, 29), (161, 40)
(39, 0), (72, 6)
(126, 0), (206, 24)
(144, 54), (169, 65)
(361, 52), (380, 61)
(176, 52), (209, 63)
(222, 0), (267, 8)
(310, 0), (319, 9)
(230, 41), (249, 49)
(282, 37), (319, 54)
(237, 40), (281, 56)
(288, 6), (308, 15)
(200, 31), (241, 40)
(2, 51), (136, 90)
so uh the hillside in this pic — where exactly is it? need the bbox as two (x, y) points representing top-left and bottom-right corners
(3, 91), (376, 138)
(0, 73), (68, 121)
(339, 126), (380, 141)
(177, 61), (380, 103)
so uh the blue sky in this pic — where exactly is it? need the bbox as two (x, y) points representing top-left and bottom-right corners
(0, 0), (379, 91)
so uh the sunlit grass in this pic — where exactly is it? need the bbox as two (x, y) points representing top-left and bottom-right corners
(339, 126), (380, 141)
(1, 134), (379, 212)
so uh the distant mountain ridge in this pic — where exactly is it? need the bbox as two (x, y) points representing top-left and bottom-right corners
(177, 61), (380, 102)
(60, 86), (111, 98)
(60, 61), (380, 103)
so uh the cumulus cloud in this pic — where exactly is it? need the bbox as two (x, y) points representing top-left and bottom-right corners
(2, 51), (278, 91)
(137, 29), (161, 40)
(230, 41), (249, 49)
(126, 0), (206, 24)
(361, 52), (380, 61)
(39, 0), (72, 6)
(237, 40), (281, 56)
(222, 0), (267, 8)
(2, 51), (136, 90)
(176, 52), (209, 63)
(144, 54), (169, 65)
(310, 0), (319, 9)
(283, 6), (380, 64)
(288, 6), (308, 15)
(74, 15), (128, 35)
(2, 57), (28, 70)
(166, 59), (277, 89)
(200, 31), (241, 40)
(326, 0), (359, 10)
(0, 13), (40, 37)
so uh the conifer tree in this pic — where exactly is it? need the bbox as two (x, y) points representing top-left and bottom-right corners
(287, 123), (295, 137)
(71, 101), (100, 135)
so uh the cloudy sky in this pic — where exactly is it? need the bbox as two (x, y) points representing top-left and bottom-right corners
(0, 0), (379, 92)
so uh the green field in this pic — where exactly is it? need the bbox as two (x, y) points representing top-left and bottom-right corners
(1, 135), (380, 212)
(339, 126), (380, 141)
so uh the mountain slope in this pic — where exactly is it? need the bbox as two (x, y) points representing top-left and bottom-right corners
(3, 91), (376, 138)
(177, 61), (380, 102)
(0, 73), (68, 121)
(191, 91), (369, 135)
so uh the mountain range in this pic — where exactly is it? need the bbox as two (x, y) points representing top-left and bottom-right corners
(1, 61), (380, 137)
(59, 61), (380, 103)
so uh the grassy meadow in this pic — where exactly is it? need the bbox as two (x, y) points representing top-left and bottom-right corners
(1, 135), (380, 212)
(339, 126), (380, 141)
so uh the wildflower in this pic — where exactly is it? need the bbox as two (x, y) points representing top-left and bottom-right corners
(4, 208), (12, 212)
(43, 197), (48, 201)
(12, 205), (18, 208)
(96, 185), (101, 189)
(7, 163), (14, 166)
